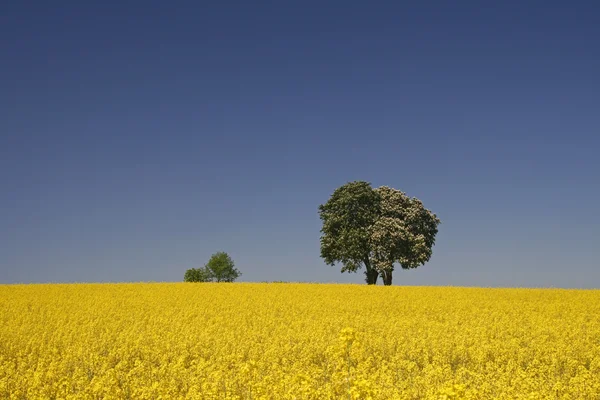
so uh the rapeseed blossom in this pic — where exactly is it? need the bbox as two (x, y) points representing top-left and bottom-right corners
(1, 283), (599, 399)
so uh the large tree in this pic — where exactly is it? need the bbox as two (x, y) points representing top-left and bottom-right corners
(318, 181), (440, 285)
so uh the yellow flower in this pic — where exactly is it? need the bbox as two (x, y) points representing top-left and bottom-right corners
(0, 283), (599, 399)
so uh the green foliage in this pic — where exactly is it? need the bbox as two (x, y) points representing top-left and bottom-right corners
(318, 181), (381, 273)
(183, 267), (213, 283)
(205, 251), (241, 283)
(318, 181), (440, 285)
(184, 252), (241, 283)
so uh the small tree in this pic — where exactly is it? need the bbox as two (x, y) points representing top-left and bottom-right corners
(318, 181), (440, 285)
(183, 252), (241, 283)
(183, 267), (212, 282)
(205, 252), (241, 282)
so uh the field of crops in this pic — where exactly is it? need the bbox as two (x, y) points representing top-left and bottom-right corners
(1, 283), (599, 399)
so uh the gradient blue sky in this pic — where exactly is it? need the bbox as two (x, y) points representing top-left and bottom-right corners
(1, 1), (599, 287)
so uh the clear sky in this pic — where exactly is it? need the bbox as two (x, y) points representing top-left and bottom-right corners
(1, 1), (599, 287)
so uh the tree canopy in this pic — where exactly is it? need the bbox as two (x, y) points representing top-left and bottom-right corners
(183, 267), (213, 283)
(206, 252), (241, 283)
(184, 252), (241, 283)
(318, 181), (440, 285)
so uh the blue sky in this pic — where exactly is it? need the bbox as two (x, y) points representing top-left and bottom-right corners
(1, 1), (598, 287)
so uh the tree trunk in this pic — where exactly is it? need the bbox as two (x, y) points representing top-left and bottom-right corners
(382, 270), (393, 286)
(365, 269), (379, 285)
(363, 258), (378, 285)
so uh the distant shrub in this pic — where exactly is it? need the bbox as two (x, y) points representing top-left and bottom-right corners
(183, 267), (212, 283)
(184, 252), (241, 283)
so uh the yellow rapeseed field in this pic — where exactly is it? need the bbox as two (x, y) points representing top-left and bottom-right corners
(1, 283), (599, 399)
